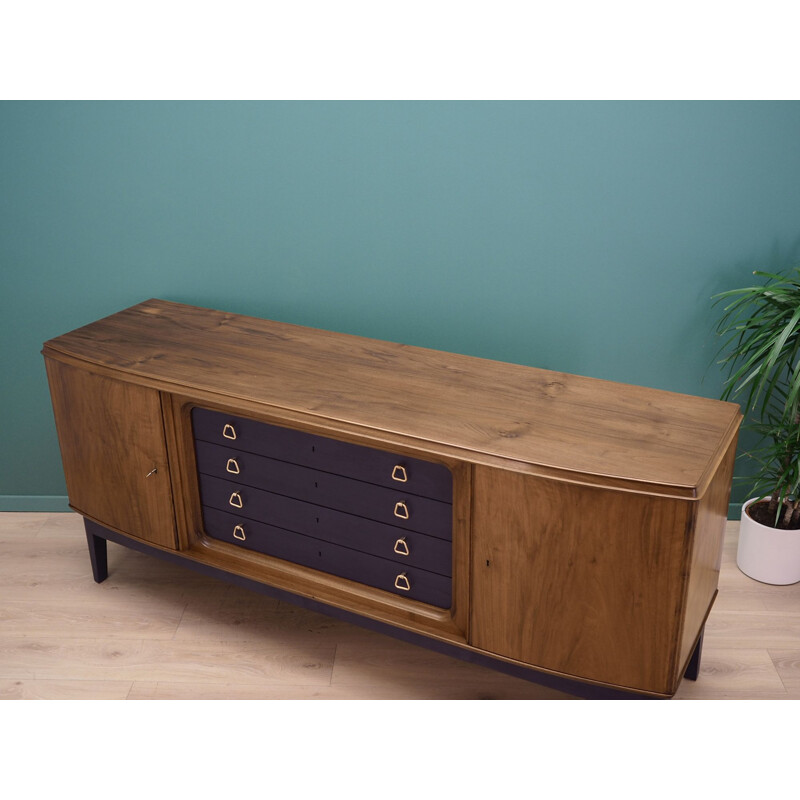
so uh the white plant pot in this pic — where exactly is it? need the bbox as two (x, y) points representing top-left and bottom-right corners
(737, 497), (800, 585)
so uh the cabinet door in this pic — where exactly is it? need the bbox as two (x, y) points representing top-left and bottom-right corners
(470, 467), (690, 695)
(45, 357), (177, 548)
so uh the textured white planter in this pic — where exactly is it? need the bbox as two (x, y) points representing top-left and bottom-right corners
(737, 497), (800, 585)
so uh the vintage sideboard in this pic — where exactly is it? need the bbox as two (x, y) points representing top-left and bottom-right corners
(42, 299), (741, 698)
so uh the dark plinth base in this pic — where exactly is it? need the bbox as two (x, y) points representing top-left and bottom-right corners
(82, 518), (702, 700)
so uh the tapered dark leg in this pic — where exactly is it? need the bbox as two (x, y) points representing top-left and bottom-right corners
(683, 628), (704, 681)
(85, 525), (108, 583)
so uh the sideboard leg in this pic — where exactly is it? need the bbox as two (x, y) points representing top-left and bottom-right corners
(683, 628), (705, 681)
(85, 525), (109, 583)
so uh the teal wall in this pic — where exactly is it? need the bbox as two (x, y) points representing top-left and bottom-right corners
(2, 101), (800, 511)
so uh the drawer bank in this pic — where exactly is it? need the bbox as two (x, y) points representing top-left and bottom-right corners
(42, 299), (741, 698)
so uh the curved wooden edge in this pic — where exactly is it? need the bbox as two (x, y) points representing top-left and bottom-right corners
(41, 347), (734, 500)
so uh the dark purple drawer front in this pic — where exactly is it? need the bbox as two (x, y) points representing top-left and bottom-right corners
(201, 506), (452, 608)
(192, 406), (452, 502)
(198, 474), (452, 574)
(195, 441), (452, 538)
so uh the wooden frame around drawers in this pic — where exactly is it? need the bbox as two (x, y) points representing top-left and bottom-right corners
(165, 394), (473, 646)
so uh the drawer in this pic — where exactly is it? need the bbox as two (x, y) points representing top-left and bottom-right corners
(192, 406), (452, 502)
(202, 506), (452, 608)
(198, 474), (452, 574)
(195, 441), (453, 538)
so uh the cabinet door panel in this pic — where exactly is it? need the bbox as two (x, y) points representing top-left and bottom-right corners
(470, 467), (690, 695)
(45, 358), (177, 548)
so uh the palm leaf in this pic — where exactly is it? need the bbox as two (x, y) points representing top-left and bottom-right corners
(713, 266), (800, 527)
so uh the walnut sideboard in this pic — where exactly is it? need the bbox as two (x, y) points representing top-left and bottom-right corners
(42, 299), (741, 698)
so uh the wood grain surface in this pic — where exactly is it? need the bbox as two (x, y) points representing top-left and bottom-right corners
(3, 512), (799, 700)
(44, 358), (177, 548)
(470, 468), (692, 695)
(675, 431), (738, 678)
(42, 298), (741, 497)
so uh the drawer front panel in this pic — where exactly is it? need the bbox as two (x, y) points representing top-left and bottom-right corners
(198, 474), (452, 575)
(202, 506), (452, 608)
(192, 406), (452, 502)
(195, 440), (452, 538)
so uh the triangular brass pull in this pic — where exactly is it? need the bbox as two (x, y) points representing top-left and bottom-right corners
(393, 537), (410, 556)
(393, 501), (410, 520)
(392, 465), (408, 482)
(394, 573), (411, 591)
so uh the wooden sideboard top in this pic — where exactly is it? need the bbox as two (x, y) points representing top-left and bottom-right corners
(43, 298), (741, 498)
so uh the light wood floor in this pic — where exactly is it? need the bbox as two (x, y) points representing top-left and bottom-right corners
(1, 512), (799, 700)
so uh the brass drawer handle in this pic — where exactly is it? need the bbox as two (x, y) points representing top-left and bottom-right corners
(226, 458), (240, 474)
(394, 573), (411, 591)
(393, 537), (410, 556)
(229, 491), (243, 508)
(233, 524), (246, 541)
(393, 501), (410, 520)
(391, 465), (408, 483)
(222, 423), (237, 440)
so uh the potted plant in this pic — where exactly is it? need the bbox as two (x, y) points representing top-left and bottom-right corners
(714, 268), (800, 585)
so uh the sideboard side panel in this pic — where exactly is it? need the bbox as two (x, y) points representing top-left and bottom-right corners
(675, 432), (738, 678)
(44, 356), (177, 549)
(469, 468), (691, 694)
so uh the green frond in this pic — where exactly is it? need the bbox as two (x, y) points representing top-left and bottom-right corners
(713, 264), (800, 524)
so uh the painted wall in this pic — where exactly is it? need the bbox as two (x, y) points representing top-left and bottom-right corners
(2, 101), (800, 511)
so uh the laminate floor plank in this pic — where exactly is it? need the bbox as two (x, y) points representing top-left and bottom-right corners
(0, 512), (49, 535)
(768, 650), (800, 691)
(0, 678), (135, 700)
(126, 681), (159, 699)
(710, 590), (769, 614)
(0, 597), (184, 640)
(759, 585), (800, 613)
(702, 611), (800, 649)
(0, 635), (335, 684)
(2, 513), (798, 699)
(122, 678), (570, 700)
(672, 648), (787, 698)
(330, 637), (577, 699)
